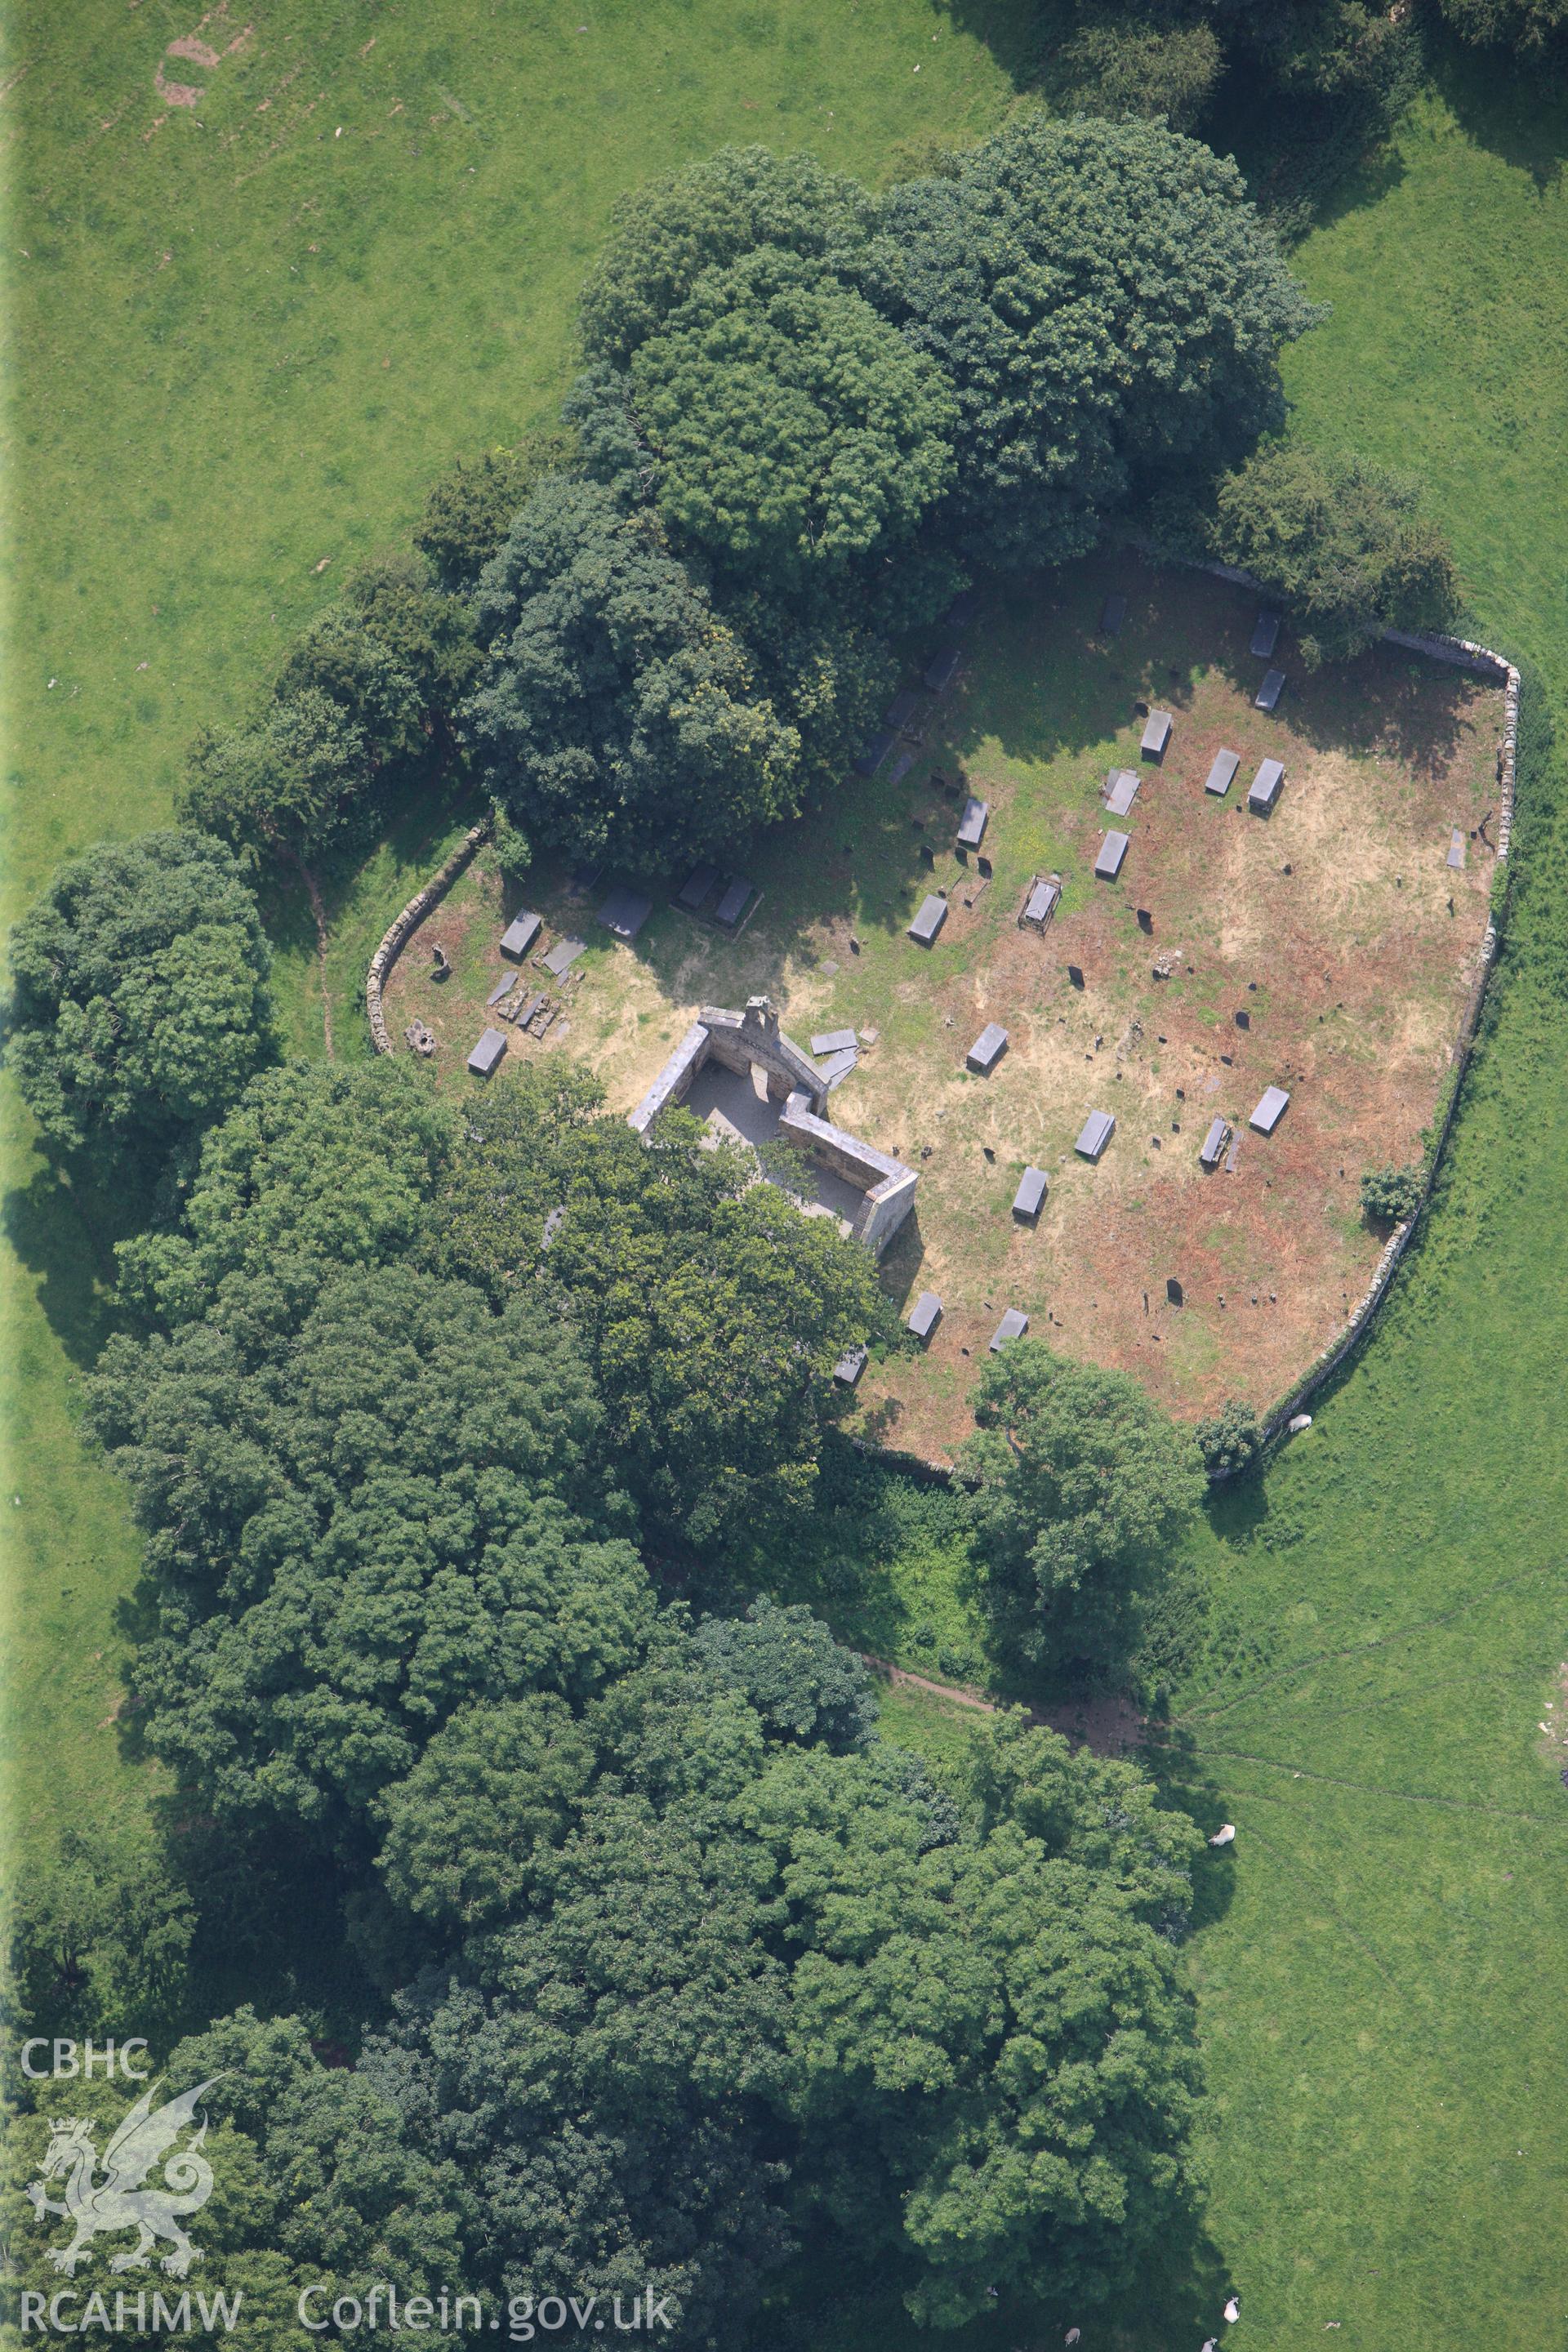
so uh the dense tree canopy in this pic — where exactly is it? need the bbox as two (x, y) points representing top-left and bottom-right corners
(180, 559), (471, 867)
(1035, 11), (1227, 133)
(466, 475), (802, 871)
(5, 830), (274, 1160)
(332, 555), (483, 727)
(117, 1058), (454, 1341)
(372, 1694), (599, 1934)
(1030, 0), (1419, 220)
(620, 247), (955, 591)
(580, 144), (877, 369)
(962, 1341), (1203, 1668)
(180, 686), (373, 866)
(749, 1717), (1204, 2323)
(690, 1594), (876, 1752)
(415, 431), (577, 590)
(1438, 0), (1567, 43)
(1194, 1398), (1265, 1478)
(378, 1786), (796, 2342)
(867, 115), (1320, 569)
(6, 1824), (196, 2045)
(1360, 1159), (1423, 1224)
(86, 1263), (647, 1838)
(274, 607), (426, 766)
(1210, 441), (1460, 664)
(438, 1076), (882, 1551)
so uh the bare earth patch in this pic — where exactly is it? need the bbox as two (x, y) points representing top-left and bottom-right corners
(1537, 1663), (1568, 1780)
(867, 1659), (1145, 1761)
(385, 555), (1503, 1457)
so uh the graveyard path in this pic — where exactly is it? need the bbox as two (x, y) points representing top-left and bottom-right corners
(292, 857), (334, 1060)
(866, 1655), (1143, 1758)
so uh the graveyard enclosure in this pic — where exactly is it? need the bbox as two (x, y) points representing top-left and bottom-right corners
(380, 554), (1503, 1455)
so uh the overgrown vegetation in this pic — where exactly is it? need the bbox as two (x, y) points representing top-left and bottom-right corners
(962, 1343), (1205, 1672)
(1359, 1159), (1423, 1223)
(3, 831), (275, 1165)
(1026, 0), (1423, 227)
(1208, 442), (1460, 663)
(1193, 1400), (1264, 1478)
(11, 4), (1568, 2345)
(10, 1035), (1209, 2342)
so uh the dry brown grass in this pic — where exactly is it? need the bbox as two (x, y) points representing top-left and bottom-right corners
(382, 554), (1505, 1454)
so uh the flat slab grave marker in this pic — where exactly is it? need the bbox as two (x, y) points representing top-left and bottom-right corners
(1199, 1116), (1231, 1168)
(713, 876), (755, 929)
(1013, 1166), (1048, 1219)
(1205, 750), (1241, 797)
(1250, 1085), (1291, 1134)
(812, 1028), (859, 1057)
(486, 973), (518, 1009)
(597, 887), (653, 942)
(817, 1049), (858, 1090)
(924, 643), (962, 694)
(676, 863), (719, 911)
(1141, 709), (1172, 759)
(957, 795), (990, 849)
(1447, 828), (1466, 870)
(908, 893), (949, 946)
(907, 1290), (943, 1341)
(1094, 830), (1130, 880)
(967, 1022), (1009, 1074)
(854, 728), (898, 778)
(1250, 611), (1282, 659)
(1101, 592), (1126, 637)
(990, 1307), (1030, 1352)
(466, 1027), (508, 1079)
(1248, 758), (1285, 813)
(1076, 1109), (1116, 1160)
(501, 911), (542, 959)
(1255, 668), (1286, 713)
(1103, 768), (1139, 817)
(541, 936), (586, 978)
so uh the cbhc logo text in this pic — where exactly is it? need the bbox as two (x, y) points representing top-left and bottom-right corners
(20, 2041), (151, 2080)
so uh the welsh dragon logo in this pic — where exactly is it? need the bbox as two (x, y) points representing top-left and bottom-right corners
(26, 2078), (223, 2278)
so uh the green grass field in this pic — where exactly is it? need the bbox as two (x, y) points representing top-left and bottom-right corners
(6, 8), (1568, 2346)
(0, 0), (1022, 1872)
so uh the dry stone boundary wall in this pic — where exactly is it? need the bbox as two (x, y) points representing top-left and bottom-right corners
(1219, 607), (1517, 1457)
(365, 819), (492, 1055)
(363, 584), (1520, 1477)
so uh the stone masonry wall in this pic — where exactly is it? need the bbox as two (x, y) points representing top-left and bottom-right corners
(366, 820), (492, 1054)
(628, 1022), (712, 1135)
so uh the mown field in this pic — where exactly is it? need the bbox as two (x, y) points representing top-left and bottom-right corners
(0, 0), (1023, 1862)
(5, 8), (1568, 2349)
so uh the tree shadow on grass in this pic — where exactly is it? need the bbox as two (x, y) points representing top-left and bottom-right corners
(932, 0), (1045, 92)
(924, 551), (1477, 806)
(3, 1150), (163, 1370)
(1426, 25), (1568, 189)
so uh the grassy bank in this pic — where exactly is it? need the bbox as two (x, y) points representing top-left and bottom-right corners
(6, 15), (1568, 2350)
(0, 0), (1020, 1870)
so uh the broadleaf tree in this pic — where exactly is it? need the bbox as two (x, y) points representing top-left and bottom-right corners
(960, 1339), (1204, 1669)
(866, 114), (1322, 569)
(466, 476), (803, 871)
(5, 830), (274, 1161)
